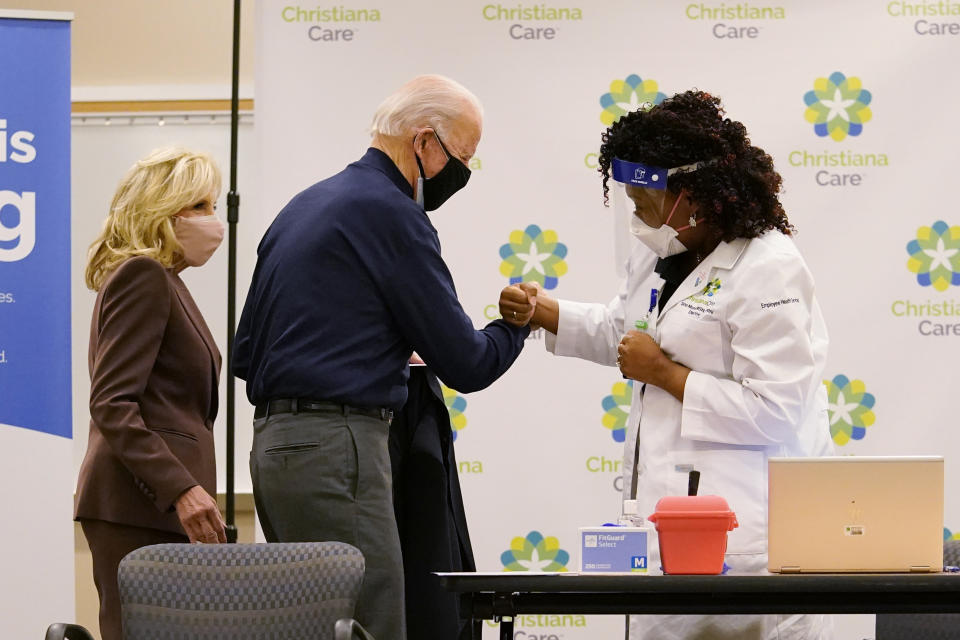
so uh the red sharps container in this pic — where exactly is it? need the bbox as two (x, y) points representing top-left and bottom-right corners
(648, 495), (739, 574)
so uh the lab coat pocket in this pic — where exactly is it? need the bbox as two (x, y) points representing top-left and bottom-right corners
(666, 448), (766, 555)
(658, 308), (725, 376)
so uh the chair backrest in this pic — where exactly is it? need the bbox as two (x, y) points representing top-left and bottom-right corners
(118, 542), (364, 640)
(944, 539), (960, 567)
(874, 538), (960, 640)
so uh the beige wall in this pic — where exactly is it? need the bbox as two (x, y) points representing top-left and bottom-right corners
(4, 0), (254, 94)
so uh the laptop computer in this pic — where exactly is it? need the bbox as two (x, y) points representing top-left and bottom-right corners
(767, 456), (943, 573)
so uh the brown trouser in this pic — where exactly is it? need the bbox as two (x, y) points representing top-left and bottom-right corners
(80, 519), (188, 640)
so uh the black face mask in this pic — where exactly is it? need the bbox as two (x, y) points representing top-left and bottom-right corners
(414, 131), (471, 211)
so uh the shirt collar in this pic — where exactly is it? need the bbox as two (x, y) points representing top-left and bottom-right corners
(357, 147), (414, 198)
(653, 253), (691, 285)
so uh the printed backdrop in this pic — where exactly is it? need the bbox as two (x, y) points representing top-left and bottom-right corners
(0, 11), (74, 639)
(253, 1), (960, 637)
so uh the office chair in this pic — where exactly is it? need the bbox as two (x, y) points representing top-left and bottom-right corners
(874, 539), (960, 640)
(47, 541), (375, 640)
(44, 624), (95, 640)
(119, 541), (375, 640)
(944, 538), (960, 567)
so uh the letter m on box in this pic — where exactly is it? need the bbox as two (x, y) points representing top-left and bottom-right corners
(631, 555), (647, 570)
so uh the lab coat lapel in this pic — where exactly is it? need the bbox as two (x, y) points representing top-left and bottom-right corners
(658, 238), (749, 317)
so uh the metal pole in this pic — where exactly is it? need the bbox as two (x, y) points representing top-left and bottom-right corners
(224, 0), (241, 544)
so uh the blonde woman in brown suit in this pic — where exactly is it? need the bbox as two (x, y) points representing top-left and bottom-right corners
(75, 147), (227, 640)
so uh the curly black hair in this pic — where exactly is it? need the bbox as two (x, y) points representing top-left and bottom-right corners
(598, 90), (793, 241)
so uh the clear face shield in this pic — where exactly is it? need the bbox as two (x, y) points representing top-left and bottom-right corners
(610, 157), (715, 267)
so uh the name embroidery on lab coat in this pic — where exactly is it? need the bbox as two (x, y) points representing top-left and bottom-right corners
(679, 278), (722, 319)
(760, 297), (800, 310)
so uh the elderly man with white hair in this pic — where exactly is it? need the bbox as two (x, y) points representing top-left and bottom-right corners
(234, 75), (532, 640)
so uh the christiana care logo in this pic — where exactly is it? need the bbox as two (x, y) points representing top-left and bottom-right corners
(442, 386), (482, 474)
(586, 74), (667, 169)
(703, 278), (722, 296)
(891, 221), (960, 337)
(601, 380), (633, 443)
(823, 374), (876, 446)
(600, 74), (667, 126)
(803, 71), (872, 142)
(499, 224), (568, 290)
(501, 531), (570, 571)
(441, 385), (467, 441)
(886, 2), (959, 36)
(790, 71), (887, 187)
(481, 3), (584, 41)
(279, 5), (382, 42)
(907, 220), (960, 292)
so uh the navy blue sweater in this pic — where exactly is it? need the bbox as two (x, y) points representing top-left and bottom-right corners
(234, 148), (529, 409)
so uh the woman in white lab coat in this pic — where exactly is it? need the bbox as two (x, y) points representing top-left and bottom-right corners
(503, 91), (835, 639)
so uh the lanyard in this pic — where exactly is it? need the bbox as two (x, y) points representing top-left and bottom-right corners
(628, 288), (659, 497)
(634, 288), (659, 331)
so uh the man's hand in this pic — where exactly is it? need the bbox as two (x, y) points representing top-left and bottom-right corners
(175, 485), (227, 543)
(516, 282), (545, 330)
(617, 330), (691, 401)
(499, 284), (537, 327)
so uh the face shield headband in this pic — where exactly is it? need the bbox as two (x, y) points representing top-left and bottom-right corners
(611, 157), (717, 192)
(611, 156), (718, 223)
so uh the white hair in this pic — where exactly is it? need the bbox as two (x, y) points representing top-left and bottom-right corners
(369, 74), (483, 139)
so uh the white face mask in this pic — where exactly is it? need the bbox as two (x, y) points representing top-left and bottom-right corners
(630, 215), (688, 258)
(629, 191), (699, 258)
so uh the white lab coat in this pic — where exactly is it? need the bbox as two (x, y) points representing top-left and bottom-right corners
(546, 231), (835, 640)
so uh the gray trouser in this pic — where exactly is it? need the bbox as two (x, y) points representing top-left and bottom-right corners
(250, 410), (405, 640)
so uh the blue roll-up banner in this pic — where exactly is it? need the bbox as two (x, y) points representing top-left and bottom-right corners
(0, 15), (72, 438)
(0, 11), (74, 637)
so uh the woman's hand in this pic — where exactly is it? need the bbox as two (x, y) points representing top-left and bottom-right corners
(617, 330), (691, 402)
(175, 485), (227, 543)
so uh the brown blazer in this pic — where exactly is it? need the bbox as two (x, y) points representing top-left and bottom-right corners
(75, 256), (221, 534)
